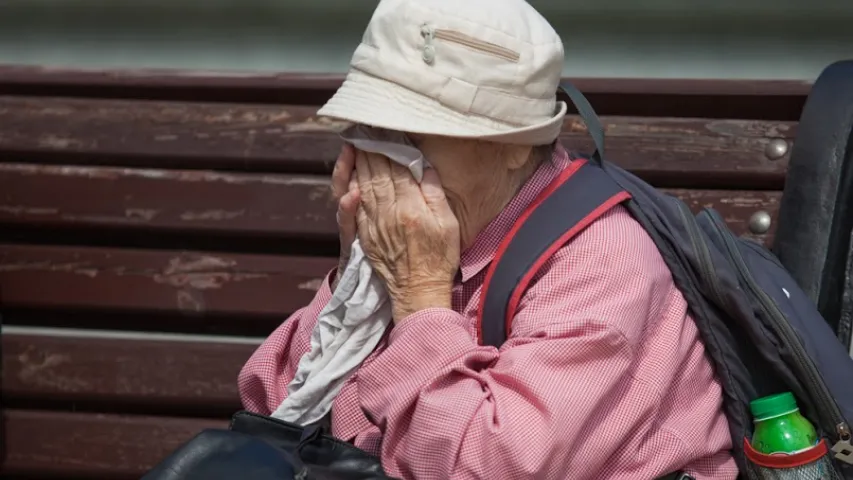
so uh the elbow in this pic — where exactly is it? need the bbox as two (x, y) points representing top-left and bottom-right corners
(236, 339), (293, 415)
(236, 359), (273, 414)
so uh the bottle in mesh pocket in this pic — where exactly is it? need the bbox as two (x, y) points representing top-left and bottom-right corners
(744, 438), (839, 479)
(751, 392), (819, 455)
(746, 392), (837, 479)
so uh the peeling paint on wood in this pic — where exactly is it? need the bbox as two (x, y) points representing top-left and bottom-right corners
(175, 289), (206, 313)
(0, 162), (337, 238)
(298, 278), (325, 291)
(0, 260), (100, 277)
(286, 116), (352, 132)
(0, 205), (60, 216)
(178, 210), (245, 221)
(154, 254), (268, 290)
(125, 208), (158, 221)
(17, 347), (72, 381)
(3, 409), (228, 478)
(3, 334), (253, 407)
(0, 245), (337, 317)
(0, 163), (329, 186)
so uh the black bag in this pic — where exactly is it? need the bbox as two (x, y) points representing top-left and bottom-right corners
(141, 411), (397, 480)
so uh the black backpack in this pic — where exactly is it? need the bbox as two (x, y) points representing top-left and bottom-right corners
(475, 81), (853, 479)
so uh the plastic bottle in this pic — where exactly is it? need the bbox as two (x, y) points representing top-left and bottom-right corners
(750, 391), (818, 455)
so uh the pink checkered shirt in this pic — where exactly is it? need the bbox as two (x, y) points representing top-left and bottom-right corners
(239, 146), (738, 480)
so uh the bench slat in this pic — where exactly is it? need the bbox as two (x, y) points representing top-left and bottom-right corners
(0, 66), (813, 97)
(0, 66), (811, 120)
(0, 96), (794, 188)
(0, 163), (780, 242)
(2, 333), (254, 411)
(0, 163), (337, 240)
(2, 409), (224, 479)
(0, 244), (336, 317)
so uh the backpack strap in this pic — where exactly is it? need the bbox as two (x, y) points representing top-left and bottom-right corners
(476, 160), (630, 347)
(476, 82), (691, 480)
(475, 80), (614, 346)
(559, 81), (605, 165)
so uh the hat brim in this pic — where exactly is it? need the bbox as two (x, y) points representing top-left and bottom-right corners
(317, 69), (567, 146)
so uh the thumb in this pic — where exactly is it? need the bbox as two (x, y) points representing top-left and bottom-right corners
(420, 169), (455, 219)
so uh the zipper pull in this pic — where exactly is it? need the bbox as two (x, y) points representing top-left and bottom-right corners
(831, 422), (853, 465)
(420, 24), (435, 65)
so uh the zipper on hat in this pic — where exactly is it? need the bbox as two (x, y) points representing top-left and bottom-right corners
(425, 27), (520, 63)
(420, 24), (436, 64)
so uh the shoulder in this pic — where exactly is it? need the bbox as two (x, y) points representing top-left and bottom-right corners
(510, 204), (681, 342)
(558, 203), (670, 278)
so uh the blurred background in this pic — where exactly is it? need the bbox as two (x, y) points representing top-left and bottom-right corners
(1, 0), (852, 80)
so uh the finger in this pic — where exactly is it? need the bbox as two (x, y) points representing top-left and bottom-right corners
(355, 150), (377, 217)
(337, 188), (360, 246)
(355, 205), (371, 245)
(420, 169), (455, 219)
(367, 153), (395, 207)
(331, 143), (355, 199)
(389, 160), (419, 195)
(340, 188), (360, 220)
(348, 173), (358, 194)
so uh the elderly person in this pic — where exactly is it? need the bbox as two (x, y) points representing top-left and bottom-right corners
(239, 0), (737, 478)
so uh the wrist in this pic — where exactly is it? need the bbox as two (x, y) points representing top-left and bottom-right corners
(391, 287), (452, 323)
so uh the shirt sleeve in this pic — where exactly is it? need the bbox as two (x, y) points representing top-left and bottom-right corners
(355, 208), (684, 480)
(238, 268), (336, 414)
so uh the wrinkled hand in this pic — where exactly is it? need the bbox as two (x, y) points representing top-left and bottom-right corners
(355, 150), (461, 323)
(331, 144), (360, 290)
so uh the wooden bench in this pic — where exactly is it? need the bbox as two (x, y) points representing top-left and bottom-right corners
(0, 64), (821, 479)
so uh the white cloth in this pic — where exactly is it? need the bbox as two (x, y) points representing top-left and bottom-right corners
(271, 125), (429, 425)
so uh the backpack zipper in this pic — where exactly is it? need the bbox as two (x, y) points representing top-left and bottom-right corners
(741, 239), (785, 270)
(675, 200), (730, 310)
(703, 209), (852, 463)
(422, 25), (520, 63)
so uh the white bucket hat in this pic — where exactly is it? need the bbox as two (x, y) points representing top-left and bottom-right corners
(317, 0), (567, 146)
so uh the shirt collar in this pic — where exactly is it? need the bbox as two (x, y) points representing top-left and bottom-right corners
(459, 144), (573, 282)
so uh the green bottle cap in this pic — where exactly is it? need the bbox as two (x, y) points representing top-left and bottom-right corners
(750, 392), (799, 421)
